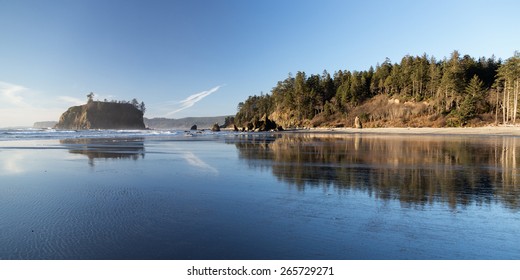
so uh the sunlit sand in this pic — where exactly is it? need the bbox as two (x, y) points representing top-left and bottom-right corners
(295, 126), (520, 136)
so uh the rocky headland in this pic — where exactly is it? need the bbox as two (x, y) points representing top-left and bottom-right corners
(55, 101), (146, 130)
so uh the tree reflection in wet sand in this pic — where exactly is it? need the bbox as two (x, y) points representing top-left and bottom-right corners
(231, 133), (520, 210)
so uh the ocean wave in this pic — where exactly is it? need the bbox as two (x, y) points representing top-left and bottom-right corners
(0, 128), (232, 141)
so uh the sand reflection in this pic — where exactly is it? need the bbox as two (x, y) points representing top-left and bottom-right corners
(232, 133), (520, 209)
(0, 151), (26, 175)
(60, 138), (145, 166)
(181, 151), (219, 175)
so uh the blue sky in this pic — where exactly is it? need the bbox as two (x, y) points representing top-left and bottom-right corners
(1, 0), (519, 127)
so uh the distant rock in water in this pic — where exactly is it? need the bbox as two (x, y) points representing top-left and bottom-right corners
(33, 121), (58, 129)
(190, 124), (197, 130)
(55, 101), (146, 130)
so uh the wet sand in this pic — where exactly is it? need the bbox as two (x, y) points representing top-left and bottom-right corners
(2, 132), (520, 259)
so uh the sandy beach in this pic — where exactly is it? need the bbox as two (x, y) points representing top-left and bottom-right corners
(290, 126), (520, 136)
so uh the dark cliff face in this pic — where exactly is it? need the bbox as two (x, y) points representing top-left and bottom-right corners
(55, 101), (146, 130)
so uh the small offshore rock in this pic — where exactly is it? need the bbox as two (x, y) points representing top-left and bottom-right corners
(354, 116), (363, 129)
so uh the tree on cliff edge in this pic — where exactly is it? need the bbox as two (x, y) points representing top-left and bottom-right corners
(131, 98), (139, 108)
(87, 92), (94, 103)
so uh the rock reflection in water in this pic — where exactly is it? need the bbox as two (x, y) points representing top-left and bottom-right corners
(60, 138), (145, 166)
(231, 133), (520, 210)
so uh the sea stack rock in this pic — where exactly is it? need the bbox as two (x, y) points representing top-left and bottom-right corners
(250, 114), (280, 132)
(190, 124), (197, 130)
(354, 116), (363, 129)
(211, 123), (221, 132)
(55, 101), (146, 130)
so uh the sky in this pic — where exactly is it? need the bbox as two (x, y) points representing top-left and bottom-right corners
(1, 0), (520, 127)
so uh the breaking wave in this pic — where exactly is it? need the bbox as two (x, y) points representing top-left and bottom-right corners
(0, 128), (230, 141)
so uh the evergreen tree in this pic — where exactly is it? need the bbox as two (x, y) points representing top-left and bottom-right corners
(294, 71), (308, 119)
(439, 51), (464, 112)
(131, 98), (139, 109)
(428, 56), (441, 100)
(87, 92), (94, 103)
(371, 58), (392, 95)
(458, 75), (486, 124)
(497, 52), (520, 123)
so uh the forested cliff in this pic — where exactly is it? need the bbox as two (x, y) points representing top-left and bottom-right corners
(236, 51), (520, 128)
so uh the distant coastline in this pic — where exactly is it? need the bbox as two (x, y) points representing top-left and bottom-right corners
(29, 115), (234, 130)
(144, 115), (233, 129)
(33, 121), (58, 129)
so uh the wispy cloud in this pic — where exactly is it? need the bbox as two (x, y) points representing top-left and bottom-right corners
(0, 81), (67, 127)
(166, 85), (223, 116)
(57, 96), (84, 106)
(0, 81), (30, 107)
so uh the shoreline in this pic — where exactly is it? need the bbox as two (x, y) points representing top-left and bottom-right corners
(3, 126), (520, 141)
(281, 126), (520, 137)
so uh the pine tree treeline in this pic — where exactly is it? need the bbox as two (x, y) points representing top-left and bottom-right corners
(86, 92), (146, 114)
(236, 51), (520, 128)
